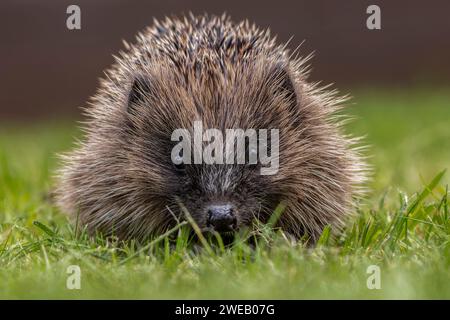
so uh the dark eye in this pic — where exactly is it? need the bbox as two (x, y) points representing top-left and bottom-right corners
(173, 162), (186, 174)
(171, 147), (187, 175)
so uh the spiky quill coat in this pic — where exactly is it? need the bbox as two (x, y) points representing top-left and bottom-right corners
(57, 14), (367, 242)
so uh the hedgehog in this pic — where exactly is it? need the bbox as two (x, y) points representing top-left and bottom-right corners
(56, 14), (367, 243)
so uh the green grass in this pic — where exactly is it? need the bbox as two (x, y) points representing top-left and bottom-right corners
(0, 88), (449, 299)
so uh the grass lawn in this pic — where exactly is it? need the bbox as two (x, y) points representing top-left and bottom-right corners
(0, 88), (449, 299)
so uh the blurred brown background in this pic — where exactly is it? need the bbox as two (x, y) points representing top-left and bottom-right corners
(1, 0), (449, 120)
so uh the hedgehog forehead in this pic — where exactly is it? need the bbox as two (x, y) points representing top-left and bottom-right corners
(181, 164), (261, 197)
(132, 61), (288, 127)
(196, 165), (239, 194)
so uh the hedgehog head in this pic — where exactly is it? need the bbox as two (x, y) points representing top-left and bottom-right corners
(56, 15), (366, 242)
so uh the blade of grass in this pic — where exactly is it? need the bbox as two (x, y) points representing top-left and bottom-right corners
(119, 221), (187, 265)
(175, 197), (214, 256)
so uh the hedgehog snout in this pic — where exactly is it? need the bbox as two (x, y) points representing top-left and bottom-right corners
(205, 203), (237, 232)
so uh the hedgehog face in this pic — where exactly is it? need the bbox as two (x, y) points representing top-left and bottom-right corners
(169, 162), (276, 234)
(118, 62), (292, 235)
(122, 118), (281, 236)
(167, 126), (282, 234)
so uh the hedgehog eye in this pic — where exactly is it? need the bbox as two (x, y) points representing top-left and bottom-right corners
(247, 146), (258, 166)
(272, 64), (298, 117)
(173, 162), (186, 175)
(172, 153), (187, 175)
(249, 146), (258, 158)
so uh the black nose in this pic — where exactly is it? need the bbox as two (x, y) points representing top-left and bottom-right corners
(206, 204), (237, 232)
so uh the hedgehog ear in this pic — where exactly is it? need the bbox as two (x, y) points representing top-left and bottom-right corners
(272, 64), (298, 112)
(269, 64), (302, 127)
(127, 75), (153, 113)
